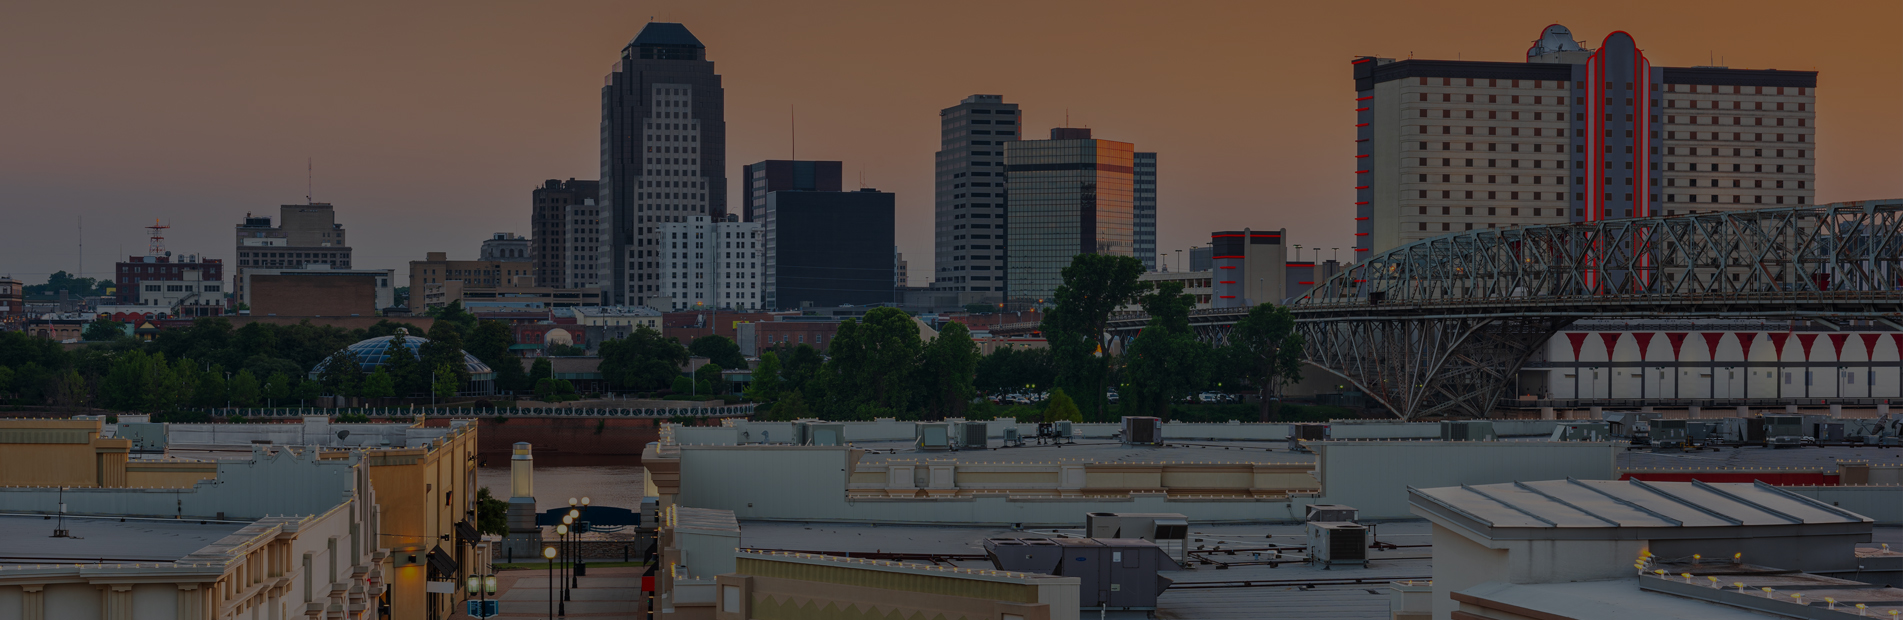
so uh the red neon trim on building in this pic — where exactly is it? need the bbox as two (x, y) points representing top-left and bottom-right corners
(1219, 266), (1237, 269)
(1354, 123), (1370, 127)
(1352, 58), (1373, 64)
(1354, 154), (1369, 158)
(1255, 233), (1281, 237)
(1354, 202), (1370, 205)
(1219, 295), (1236, 299)
(1218, 281), (1236, 284)
(1354, 217), (1369, 221)
(1298, 281), (1314, 285)
(1213, 255), (1244, 259)
(1355, 96), (1373, 101)
(1354, 186), (1369, 190)
(1354, 233), (1369, 236)
(1354, 249), (1369, 252)
(1288, 262), (1314, 266)
(1355, 107), (1370, 112)
(1211, 234), (1243, 238)
(1354, 170), (1370, 174)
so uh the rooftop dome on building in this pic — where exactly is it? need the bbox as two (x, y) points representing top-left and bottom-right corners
(308, 332), (494, 381)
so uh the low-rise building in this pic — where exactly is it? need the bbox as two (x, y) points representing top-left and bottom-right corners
(0, 276), (25, 329)
(569, 305), (664, 330)
(422, 276), (603, 313)
(243, 266), (396, 316)
(408, 251), (537, 300)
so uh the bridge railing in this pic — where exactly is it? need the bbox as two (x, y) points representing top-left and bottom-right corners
(168, 405), (759, 419)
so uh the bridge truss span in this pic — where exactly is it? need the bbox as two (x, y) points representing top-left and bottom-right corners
(1291, 200), (1903, 419)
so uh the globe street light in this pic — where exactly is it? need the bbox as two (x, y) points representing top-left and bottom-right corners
(543, 546), (558, 619)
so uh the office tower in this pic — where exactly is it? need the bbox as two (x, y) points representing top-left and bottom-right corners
(1003, 128), (1136, 308)
(762, 189), (895, 310)
(1352, 24), (1816, 257)
(599, 22), (728, 306)
(232, 203), (351, 307)
(658, 215), (762, 311)
(1133, 153), (1158, 271)
(895, 252), (907, 288)
(531, 178), (598, 287)
(934, 95), (1021, 300)
(1209, 229), (1287, 308)
(741, 160), (842, 222)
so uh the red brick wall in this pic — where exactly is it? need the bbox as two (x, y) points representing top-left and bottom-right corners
(756, 321), (841, 352)
(251, 274), (377, 317)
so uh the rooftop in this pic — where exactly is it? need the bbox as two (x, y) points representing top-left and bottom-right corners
(628, 22), (702, 48)
(1411, 479), (1869, 537)
(0, 515), (249, 565)
(850, 439), (1311, 466)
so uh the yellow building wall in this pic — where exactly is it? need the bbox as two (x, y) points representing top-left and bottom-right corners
(125, 462), (221, 488)
(365, 423), (478, 620)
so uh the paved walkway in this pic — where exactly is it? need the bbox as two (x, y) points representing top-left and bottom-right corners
(453, 566), (644, 619)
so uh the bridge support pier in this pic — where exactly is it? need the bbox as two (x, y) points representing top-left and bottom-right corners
(1540, 407), (1555, 420)
(1832, 404), (1844, 417)
(1688, 406), (1701, 419)
(1737, 406), (1751, 418)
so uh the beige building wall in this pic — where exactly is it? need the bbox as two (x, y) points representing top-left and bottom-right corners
(365, 422), (478, 620)
(1390, 76), (1575, 250)
(0, 419), (130, 488)
(1659, 83), (1815, 211)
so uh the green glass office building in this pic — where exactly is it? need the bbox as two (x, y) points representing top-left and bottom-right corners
(1003, 128), (1136, 308)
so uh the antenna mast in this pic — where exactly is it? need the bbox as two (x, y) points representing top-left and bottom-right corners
(307, 157), (313, 204)
(146, 220), (170, 257)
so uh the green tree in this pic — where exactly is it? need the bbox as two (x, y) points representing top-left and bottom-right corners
(83, 319), (125, 342)
(694, 362), (725, 394)
(192, 366), (228, 407)
(263, 372), (293, 407)
(528, 358), (553, 384)
(775, 344), (824, 394)
(425, 300), (479, 338)
(598, 326), (690, 391)
(1042, 387), (1083, 423)
(465, 320), (528, 393)
(0, 366), (15, 400)
(25, 270), (111, 297)
(744, 352), (783, 403)
(317, 349), (363, 397)
(420, 323), (470, 387)
(292, 378), (322, 406)
(360, 367), (396, 398)
(102, 350), (155, 410)
(546, 343), (586, 356)
(688, 335), (747, 369)
(671, 375), (695, 395)
(432, 363), (459, 402)
(382, 334), (425, 397)
(1040, 254), (1148, 421)
(963, 303), (998, 314)
(1122, 281), (1211, 419)
(1225, 303), (1306, 421)
(916, 321), (979, 420)
(818, 308), (922, 416)
(475, 487), (508, 535)
(770, 390), (811, 421)
(228, 370), (261, 407)
(975, 347), (1056, 394)
(52, 369), (90, 409)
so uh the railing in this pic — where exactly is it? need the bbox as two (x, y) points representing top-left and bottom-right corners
(169, 405), (759, 419)
(1497, 397), (1895, 409)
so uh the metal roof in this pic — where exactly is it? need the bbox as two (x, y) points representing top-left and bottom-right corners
(628, 22), (703, 48)
(1411, 479), (1870, 539)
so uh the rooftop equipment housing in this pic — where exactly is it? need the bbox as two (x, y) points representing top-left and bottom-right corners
(1304, 503), (1368, 569)
(915, 422), (951, 451)
(1549, 422), (1610, 442)
(955, 421), (987, 450)
(1440, 420), (1497, 441)
(983, 537), (1178, 611)
(1086, 512), (1190, 563)
(1122, 416), (1163, 446)
(795, 422), (846, 446)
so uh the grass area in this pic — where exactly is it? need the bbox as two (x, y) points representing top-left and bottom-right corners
(492, 561), (648, 571)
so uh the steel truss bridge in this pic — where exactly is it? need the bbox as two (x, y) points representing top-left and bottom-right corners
(1103, 200), (1903, 419)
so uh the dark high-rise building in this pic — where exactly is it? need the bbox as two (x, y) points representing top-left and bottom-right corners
(741, 160), (842, 222)
(1003, 128), (1136, 308)
(599, 22), (727, 306)
(933, 95), (1021, 301)
(762, 189), (896, 310)
(1133, 152), (1158, 270)
(531, 178), (598, 288)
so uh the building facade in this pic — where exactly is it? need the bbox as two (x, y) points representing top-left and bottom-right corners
(244, 268), (396, 316)
(132, 263), (226, 318)
(408, 252), (537, 302)
(762, 190), (896, 310)
(232, 203), (352, 307)
(0, 277), (21, 329)
(1003, 128), (1136, 307)
(1210, 229), (1288, 308)
(658, 215), (762, 311)
(422, 277), (603, 312)
(933, 95), (1021, 299)
(1133, 152), (1158, 270)
(1526, 321), (1903, 401)
(1353, 24), (1817, 257)
(480, 232), (531, 261)
(742, 160), (842, 222)
(530, 178), (601, 288)
(114, 253), (224, 305)
(599, 22), (728, 307)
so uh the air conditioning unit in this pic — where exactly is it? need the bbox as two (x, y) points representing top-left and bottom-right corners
(956, 422), (987, 450)
(916, 422), (951, 451)
(1122, 416), (1162, 446)
(801, 423), (845, 446)
(1763, 415), (1805, 448)
(1650, 419), (1688, 450)
(1052, 420), (1074, 442)
(1305, 504), (1358, 523)
(1306, 522), (1369, 569)
(1002, 427), (1023, 447)
(1549, 422), (1610, 442)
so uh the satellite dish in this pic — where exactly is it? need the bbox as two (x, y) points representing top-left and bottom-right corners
(337, 430), (350, 441)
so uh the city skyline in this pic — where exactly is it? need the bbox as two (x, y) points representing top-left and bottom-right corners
(1, 0), (1897, 287)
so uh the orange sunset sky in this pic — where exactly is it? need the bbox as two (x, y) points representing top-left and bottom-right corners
(1, 0), (1897, 283)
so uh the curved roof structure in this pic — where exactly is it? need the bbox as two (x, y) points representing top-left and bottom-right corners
(309, 334), (494, 380)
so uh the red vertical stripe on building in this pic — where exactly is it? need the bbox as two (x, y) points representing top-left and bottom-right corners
(1665, 333), (1689, 360)
(1632, 333), (1657, 360)
(1701, 333), (1726, 360)
(1599, 332), (1623, 357)
(1734, 333), (1759, 358)
(1567, 333), (1591, 361)
(1769, 332), (1791, 359)
(1862, 334), (1883, 360)
(1829, 334), (1850, 360)
(1797, 333), (1820, 361)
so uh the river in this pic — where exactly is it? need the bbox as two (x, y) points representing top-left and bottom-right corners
(475, 460), (647, 514)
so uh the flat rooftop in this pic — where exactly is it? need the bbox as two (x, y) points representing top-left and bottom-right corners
(0, 515), (250, 565)
(851, 439), (1313, 466)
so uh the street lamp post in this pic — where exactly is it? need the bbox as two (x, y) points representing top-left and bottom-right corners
(567, 507), (582, 584)
(577, 497), (591, 577)
(556, 522), (570, 614)
(543, 546), (558, 620)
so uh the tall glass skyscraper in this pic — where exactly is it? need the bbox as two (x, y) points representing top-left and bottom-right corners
(1133, 152), (1158, 270)
(1003, 128), (1135, 308)
(933, 95), (1021, 303)
(599, 22), (728, 306)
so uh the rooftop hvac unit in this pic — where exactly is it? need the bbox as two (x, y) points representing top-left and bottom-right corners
(1304, 504), (1359, 523)
(1122, 416), (1163, 446)
(1651, 419), (1689, 450)
(1086, 512), (1189, 563)
(1439, 420), (1496, 441)
(1549, 422), (1610, 442)
(956, 422), (988, 450)
(802, 423), (845, 446)
(985, 538), (1178, 611)
(1052, 420), (1074, 442)
(916, 422), (951, 451)
(1002, 427), (1024, 447)
(1306, 522), (1369, 569)
(1763, 415), (1805, 448)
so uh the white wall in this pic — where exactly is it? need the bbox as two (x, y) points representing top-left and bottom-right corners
(1314, 441), (1618, 520)
(1545, 328), (1903, 400)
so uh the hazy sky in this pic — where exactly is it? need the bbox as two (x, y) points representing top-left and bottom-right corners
(2, 0), (1897, 286)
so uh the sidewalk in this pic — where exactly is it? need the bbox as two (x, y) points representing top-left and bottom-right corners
(451, 566), (645, 619)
